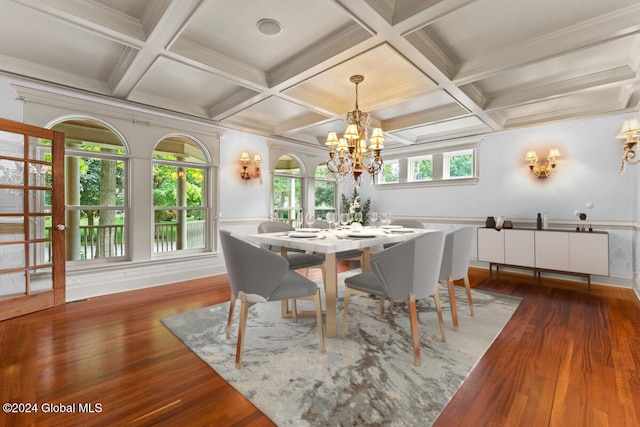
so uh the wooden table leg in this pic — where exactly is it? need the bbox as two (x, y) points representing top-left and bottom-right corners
(324, 252), (337, 338)
(362, 247), (371, 271)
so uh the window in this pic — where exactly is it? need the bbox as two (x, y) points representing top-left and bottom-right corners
(444, 149), (473, 179)
(52, 119), (128, 261)
(409, 155), (433, 181)
(314, 163), (336, 220)
(152, 136), (208, 254)
(377, 159), (400, 184)
(273, 155), (302, 226)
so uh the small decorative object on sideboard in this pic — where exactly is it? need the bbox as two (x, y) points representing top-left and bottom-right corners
(485, 216), (496, 228)
(496, 216), (505, 230)
(575, 202), (595, 232)
(503, 220), (513, 229)
(536, 213), (542, 230)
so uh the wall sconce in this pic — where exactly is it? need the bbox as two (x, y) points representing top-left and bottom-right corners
(525, 149), (561, 178)
(617, 118), (640, 174)
(240, 152), (262, 180)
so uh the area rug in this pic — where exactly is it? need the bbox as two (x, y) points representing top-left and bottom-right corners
(161, 271), (521, 426)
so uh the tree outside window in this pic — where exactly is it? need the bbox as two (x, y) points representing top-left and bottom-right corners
(273, 155), (302, 226)
(378, 159), (400, 184)
(152, 136), (208, 253)
(53, 119), (127, 261)
(314, 163), (335, 220)
(410, 155), (433, 181)
(444, 149), (473, 179)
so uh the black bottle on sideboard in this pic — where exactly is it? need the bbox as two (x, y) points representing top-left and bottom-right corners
(536, 213), (542, 230)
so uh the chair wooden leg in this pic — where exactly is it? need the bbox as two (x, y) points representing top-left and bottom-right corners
(409, 293), (421, 367)
(235, 293), (254, 369)
(291, 299), (298, 323)
(341, 286), (352, 339)
(464, 274), (474, 317)
(433, 291), (446, 342)
(448, 275), (459, 331)
(379, 297), (385, 319)
(313, 289), (325, 353)
(226, 293), (236, 339)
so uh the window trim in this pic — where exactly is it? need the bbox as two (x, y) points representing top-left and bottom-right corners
(374, 139), (480, 189)
(408, 154), (434, 182)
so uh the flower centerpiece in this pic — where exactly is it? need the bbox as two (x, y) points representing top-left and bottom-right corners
(341, 187), (370, 224)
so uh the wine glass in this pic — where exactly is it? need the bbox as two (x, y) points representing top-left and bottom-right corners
(339, 213), (350, 228)
(305, 212), (315, 228)
(369, 211), (378, 228)
(354, 211), (363, 224)
(326, 212), (335, 230)
(380, 212), (391, 227)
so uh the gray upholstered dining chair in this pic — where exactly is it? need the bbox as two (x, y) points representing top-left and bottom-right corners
(341, 231), (446, 367)
(383, 218), (425, 248)
(439, 227), (475, 331)
(257, 221), (326, 272)
(258, 221), (326, 319)
(220, 229), (325, 369)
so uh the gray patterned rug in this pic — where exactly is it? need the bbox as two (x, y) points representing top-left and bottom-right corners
(161, 271), (521, 426)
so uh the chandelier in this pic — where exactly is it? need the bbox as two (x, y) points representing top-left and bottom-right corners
(325, 75), (384, 182)
(617, 118), (640, 174)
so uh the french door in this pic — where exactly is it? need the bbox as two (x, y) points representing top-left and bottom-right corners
(0, 118), (65, 321)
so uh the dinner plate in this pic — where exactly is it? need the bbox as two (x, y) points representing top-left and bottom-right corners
(347, 233), (376, 238)
(289, 231), (320, 238)
(391, 228), (414, 233)
(296, 228), (321, 233)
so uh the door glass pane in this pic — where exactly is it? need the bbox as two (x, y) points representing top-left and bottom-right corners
(28, 162), (52, 187)
(28, 190), (52, 214)
(28, 215), (51, 240)
(29, 242), (51, 267)
(0, 159), (24, 186)
(0, 131), (23, 157)
(0, 217), (24, 242)
(0, 243), (25, 269)
(0, 272), (25, 297)
(30, 267), (53, 293)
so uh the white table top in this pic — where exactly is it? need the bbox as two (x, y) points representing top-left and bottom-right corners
(244, 227), (434, 253)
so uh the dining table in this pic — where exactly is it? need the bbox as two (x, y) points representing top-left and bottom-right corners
(244, 226), (435, 338)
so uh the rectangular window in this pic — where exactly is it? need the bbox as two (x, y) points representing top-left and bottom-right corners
(153, 164), (207, 253)
(444, 149), (473, 179)
(377, 159), (400, 184)
(409, 155), (433, 181)
(273, 175), (302, 226)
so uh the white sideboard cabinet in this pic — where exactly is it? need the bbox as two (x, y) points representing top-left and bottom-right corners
(477, 228), (609, 288)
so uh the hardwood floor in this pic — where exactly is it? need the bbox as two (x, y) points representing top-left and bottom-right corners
(1, 266), (639, 426)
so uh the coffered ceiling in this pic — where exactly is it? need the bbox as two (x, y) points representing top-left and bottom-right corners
(1, 0), (639, 151)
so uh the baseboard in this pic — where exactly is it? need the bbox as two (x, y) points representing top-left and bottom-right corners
(65, 256), (227, 302)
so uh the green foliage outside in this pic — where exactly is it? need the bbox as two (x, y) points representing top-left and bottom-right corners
(153, 163), (205, 222)
(382, 162), (400, 183)
(448, 154), (473, 177)
(413, 158), (432, 180)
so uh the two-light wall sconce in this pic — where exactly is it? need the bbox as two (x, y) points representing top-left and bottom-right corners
(240, 151), (262, 180)
(617, 118), (640, 174)
(525, 149), (561, 178)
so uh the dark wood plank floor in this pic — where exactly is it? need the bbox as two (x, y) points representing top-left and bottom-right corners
(1, 266), (639, 426)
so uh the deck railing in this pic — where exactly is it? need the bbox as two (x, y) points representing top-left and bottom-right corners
(46, 220), (206, 260)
